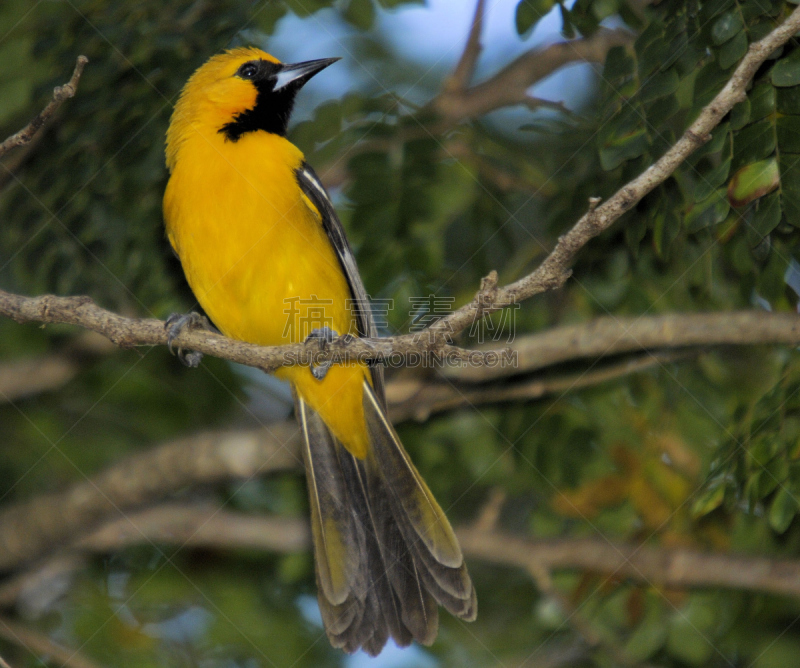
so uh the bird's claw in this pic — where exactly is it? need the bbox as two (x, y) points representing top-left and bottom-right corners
(306, 326), (339, 380)
(165, 312), (214, 368)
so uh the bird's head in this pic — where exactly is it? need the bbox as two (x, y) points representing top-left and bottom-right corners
(166, 47), (338, 168)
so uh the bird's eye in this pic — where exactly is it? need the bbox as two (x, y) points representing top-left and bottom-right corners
(238, 62), (259, 79)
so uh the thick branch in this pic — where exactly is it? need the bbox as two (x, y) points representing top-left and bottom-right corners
(0, 56), (88, 159)
(457, 528), (800, 601)
(0, 332), (113, 402)
(45, 503), (800, 603)
(448, 311), (800, 382)
(2, 286), (797, 379)
(0, 424), (300, 570)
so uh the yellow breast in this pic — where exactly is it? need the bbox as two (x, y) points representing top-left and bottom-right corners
(163, 125), (370, 457)
(164, 127), (354, 345)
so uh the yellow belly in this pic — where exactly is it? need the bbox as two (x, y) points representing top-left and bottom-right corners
(163, 128), (370, 456)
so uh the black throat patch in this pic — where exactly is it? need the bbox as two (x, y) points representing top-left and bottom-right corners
(218, 61), (298, 141)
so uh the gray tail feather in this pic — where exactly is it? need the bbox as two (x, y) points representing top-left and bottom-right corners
(296, 385), (475, 656)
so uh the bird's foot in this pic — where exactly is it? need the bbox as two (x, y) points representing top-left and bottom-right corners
(305, 326), (339, 380)
(165, 312), (215, 368)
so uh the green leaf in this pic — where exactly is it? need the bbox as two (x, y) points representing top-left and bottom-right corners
(746, 191), (782, 246)
(653, 203), (681, 259)
(777, 115), (800, 154)
(639, 32), (670, 76)
(711, 10), (743, 46)
(727, 158), (780, 207)
(344, 0), (375, 30)
(515, 0), (555, 36)
(603, 45), (635, 82)
(645, 93), (679, 127)
(694, 156), (732, 202)
(559, 2), (575, 38)
(626, 212), (648, 256)
(599, 127), (649, 171)
(776, 84), (800, 114)
(591, 0), (619, 21)
(691, 478), (726, 518)
(780, 153), (800, 226)
(772, 48), (800, 87)
(769, 486), (798, 533)
(749, 80), (777, 122)
(686, 188), (730, 232)
(640, 68), (679, 103)
(732, 119), (776, 172)
(625, 606), (667, 660)
(730, 98), (751, 130)
(718, 29), (748, 69)
(667, 606), (715, 665)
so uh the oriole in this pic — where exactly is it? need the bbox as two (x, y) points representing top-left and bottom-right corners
(163, 48), (476, 655)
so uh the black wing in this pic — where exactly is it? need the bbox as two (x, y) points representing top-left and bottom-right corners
(295, 162), (385, 403)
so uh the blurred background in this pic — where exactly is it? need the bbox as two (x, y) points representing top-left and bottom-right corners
(2, 0), (800, 666)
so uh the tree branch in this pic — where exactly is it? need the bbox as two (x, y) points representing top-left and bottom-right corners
(0, 424), (300, 570)
(457, 527), (800, 601)
(445, 0), (486, 93)
(2, 283), (796, 381)
(0, 56), (88, 159)
(447, 311), (800, 383)
(0, 332), (113, 402)
(316, 27), (633, 189)
(388, 350), (688, 422)
(29, 503), (800, 604)
(433, 28), (633, 123)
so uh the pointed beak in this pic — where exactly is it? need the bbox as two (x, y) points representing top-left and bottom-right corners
(274, 57), (340, 91)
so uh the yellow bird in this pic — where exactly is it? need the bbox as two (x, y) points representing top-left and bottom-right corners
(163, 47), (475, 654)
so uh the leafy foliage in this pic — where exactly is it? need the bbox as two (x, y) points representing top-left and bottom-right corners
(2, 0), (800, 666)
(596, 0), (800, 267)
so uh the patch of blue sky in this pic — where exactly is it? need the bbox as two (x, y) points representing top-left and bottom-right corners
(258, 0), (597, 125)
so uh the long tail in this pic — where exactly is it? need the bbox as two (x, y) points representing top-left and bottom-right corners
(295, 380), (476, 655)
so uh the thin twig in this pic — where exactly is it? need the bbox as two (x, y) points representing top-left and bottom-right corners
(457, 528), (800, 601)
(317, 28), (633, 187)
(388, 350), (690, 423)
(471, 488), (507, 532)
(446, 0), (486, 93)
(0, 56), (88, 159)
(432, 28), (633, 122)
